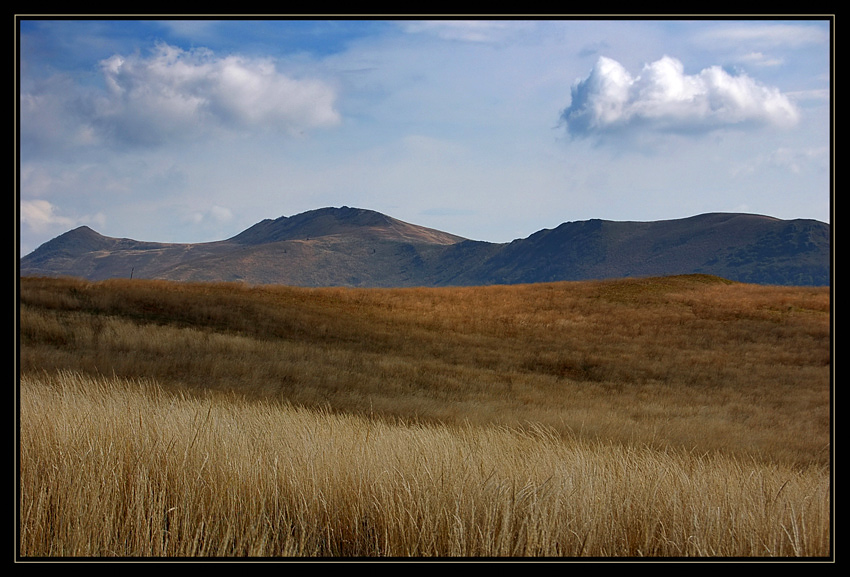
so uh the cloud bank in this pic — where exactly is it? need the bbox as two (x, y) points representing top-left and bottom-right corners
(561, 56), (800, 139)
(22, 42), (341, 150)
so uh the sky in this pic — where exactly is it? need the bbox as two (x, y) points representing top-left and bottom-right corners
(17, 17), (832, 256)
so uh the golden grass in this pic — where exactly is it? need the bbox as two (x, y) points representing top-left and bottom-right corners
(17, 275), (832, 557)
(19, 370), (829, 557)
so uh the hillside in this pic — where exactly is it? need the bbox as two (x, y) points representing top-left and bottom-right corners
(19, 206), (831, 286)
(19, 273), (831, 468)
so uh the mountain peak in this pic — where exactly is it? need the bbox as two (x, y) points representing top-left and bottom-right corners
(41, 225), (111, 252)
(229, 206), (466, 246)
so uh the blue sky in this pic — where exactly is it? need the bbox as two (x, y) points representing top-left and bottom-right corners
(17, 17), (832, 256)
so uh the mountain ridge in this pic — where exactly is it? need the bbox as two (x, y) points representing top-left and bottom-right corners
(19, 207), (830, 287)
(228, 206), (466, 246)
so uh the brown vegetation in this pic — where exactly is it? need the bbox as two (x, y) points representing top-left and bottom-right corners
(17, 274), (832, 557)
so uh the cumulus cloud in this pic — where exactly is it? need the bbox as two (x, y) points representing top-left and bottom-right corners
(561, 55), (799, 139)
(20, 199), (73, 232)
(99, 43), (341, 145)
(23, 42), (341, 150)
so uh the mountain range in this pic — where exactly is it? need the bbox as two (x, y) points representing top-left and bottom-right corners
(19, 206), (831, 287)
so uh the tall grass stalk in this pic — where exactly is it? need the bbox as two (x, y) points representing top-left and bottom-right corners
(19, 371), (830, 558)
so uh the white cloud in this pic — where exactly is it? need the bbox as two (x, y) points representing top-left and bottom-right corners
(24, 42), (342, 150)
(98, 42), (341, 145)
(561, 55), (800, 139)
(20, 199), (72, 231)
(20, 199), (106, 235)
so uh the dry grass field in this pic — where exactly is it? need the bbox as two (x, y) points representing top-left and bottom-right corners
(17, 274), (832, 558)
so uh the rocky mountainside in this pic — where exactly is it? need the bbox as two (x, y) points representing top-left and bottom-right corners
(19, 206), (831, 287)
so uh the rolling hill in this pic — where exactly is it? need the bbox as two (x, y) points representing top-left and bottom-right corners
(19, 206), (830, 287)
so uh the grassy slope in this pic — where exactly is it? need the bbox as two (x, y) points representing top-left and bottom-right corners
(18, 274), (831, 467)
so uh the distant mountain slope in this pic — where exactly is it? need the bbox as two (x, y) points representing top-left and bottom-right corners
(439, 213), (830, 287)
(19, 207), (830, 287)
